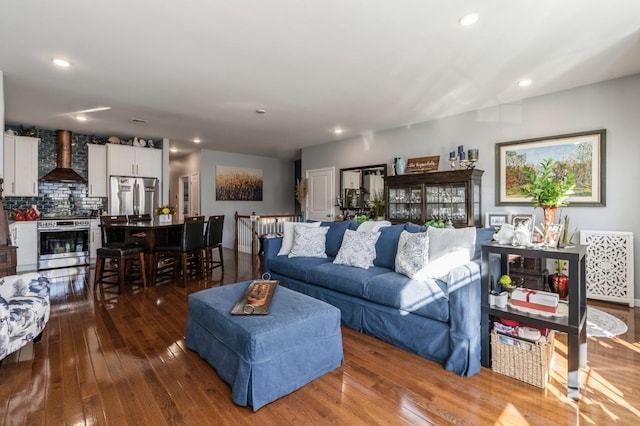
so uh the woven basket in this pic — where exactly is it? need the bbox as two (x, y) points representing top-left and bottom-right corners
(491, 330), (555, 388)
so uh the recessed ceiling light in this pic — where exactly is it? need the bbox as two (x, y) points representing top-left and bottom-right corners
(256, 109), (267, 114)
(52, 58), (70, 67)
(459, 13), (479, 26)
(334, 128), (343, 135)
(170, 147), (178, 153)
(518, 79), (532, 87)
(193, 138), (201, 143)
(75, 115), (87, 121)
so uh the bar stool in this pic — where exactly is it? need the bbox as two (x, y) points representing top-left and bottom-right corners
(203, 215), (224, 273)
(94, 215), (147, 293)
(151, 216), (205, 287)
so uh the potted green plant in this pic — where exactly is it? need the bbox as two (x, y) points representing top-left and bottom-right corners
(368, 190), (385, 219)
(517, 158), (575, 223)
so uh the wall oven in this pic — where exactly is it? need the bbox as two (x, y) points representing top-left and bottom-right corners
(37, 218), (90, 270)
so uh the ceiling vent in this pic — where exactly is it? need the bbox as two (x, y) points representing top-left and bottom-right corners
(129, 118), (149, 124)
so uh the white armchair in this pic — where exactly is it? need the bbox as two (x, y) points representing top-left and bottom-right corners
(0, 273), (50, 363)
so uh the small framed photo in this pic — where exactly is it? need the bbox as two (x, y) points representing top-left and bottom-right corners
(544, 223), (564, 248)
(485, 212), (511, 228)
(511, 214), (535, 233)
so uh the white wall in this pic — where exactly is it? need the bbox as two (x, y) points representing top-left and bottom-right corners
(302, 73), (640, 303)
(199, 149), (294, 248)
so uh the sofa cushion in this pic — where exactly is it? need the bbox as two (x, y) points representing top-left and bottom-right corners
(364, 272), (450, 322)
(421, 227), (476, 280)
(288, 226), (329, 258)
(268, 256), (333, 282)
(321, 221), (356, 257)
(372, 224), (405, 269)
(395, 230), (429, 279)
(277, 221), (320, 256)
(333, 229), (380, 269)
(307, 263), (389, 299)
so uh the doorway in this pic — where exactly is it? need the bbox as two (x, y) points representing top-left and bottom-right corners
(178, 173), (200, 221)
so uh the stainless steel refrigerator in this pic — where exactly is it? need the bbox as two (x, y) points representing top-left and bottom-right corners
(109, 176), (159, 216)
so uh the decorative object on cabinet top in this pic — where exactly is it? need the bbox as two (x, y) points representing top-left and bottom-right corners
(405, 156), (440, 173)
(19, 125), (38, 137)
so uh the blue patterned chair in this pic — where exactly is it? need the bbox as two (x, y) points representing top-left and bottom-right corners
(0, 273), (50, 363)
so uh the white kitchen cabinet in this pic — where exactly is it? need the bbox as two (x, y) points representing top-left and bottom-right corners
(90, 219), (102, 262)
(106, 144), (161, 179)
(9, 221), (38, 272)
(3, 135), (39, 197)
(87, 144), (107, 197)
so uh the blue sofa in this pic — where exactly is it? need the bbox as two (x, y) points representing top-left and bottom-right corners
(263, 221), (495, 377)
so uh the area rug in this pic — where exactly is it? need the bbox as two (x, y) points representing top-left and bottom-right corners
(587, 307), (628, 338)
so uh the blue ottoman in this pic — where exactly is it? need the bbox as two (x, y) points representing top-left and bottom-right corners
(185, 282), (343, 411)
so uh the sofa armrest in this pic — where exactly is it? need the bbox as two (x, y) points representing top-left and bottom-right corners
(446, 262), (481, 336)
(0, 273), (50, 300)
(444, 261), (481, 375)
(263, 237), (283, 272)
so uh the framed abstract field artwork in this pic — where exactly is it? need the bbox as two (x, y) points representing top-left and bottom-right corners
(216, 166), (263, 201)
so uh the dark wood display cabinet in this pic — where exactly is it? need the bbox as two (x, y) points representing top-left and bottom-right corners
(481, 242), (587, 399)
(384, 169), (483, 227)
(0, 245), (17, 276)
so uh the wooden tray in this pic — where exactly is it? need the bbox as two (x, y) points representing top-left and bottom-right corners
(231, 279), (278, 315)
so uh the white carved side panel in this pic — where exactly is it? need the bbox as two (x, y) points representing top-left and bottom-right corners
(580, 230), (634, 307)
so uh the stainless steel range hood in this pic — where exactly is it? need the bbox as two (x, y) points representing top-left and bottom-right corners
(40, 130), (86, 183)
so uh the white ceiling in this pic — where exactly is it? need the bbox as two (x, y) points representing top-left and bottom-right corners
(1, 1), (640, 160)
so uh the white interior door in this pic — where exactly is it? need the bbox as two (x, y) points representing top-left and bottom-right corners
(306, 167), (335, 222)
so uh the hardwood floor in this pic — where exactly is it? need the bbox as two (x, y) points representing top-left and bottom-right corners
(1, 250), (638, 425)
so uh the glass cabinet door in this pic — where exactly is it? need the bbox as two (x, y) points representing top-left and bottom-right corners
(388, 186), (422, 221)
(425, 184), (467, 222)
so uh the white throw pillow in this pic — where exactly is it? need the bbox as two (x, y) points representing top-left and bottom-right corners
(420, 227), (476, 280)
(395, 230), (429, 279)
(277, 221), (321, 256)
(333, 229), (380, 269)
(357, 220), (391, 233)
(288, 226), (329, 258)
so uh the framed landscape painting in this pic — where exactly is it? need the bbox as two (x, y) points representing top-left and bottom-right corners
(495, 129), (606, 206)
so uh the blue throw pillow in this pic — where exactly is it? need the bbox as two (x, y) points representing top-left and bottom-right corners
(404, 222), (427, 233)
(373, 224), (405, 269)
(474, 227), (497, 260)
(321, 220), (355, 257)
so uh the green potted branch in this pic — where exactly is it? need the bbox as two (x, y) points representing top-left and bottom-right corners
(517, 158), (575, 224)
(368, 190), (385, 220)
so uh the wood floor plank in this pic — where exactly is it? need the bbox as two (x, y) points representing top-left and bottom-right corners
(1, 248), (638, 425)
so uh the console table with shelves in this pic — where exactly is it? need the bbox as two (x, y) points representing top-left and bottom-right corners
(384, 169), (483, 227)
(480, 243), (587, 399)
